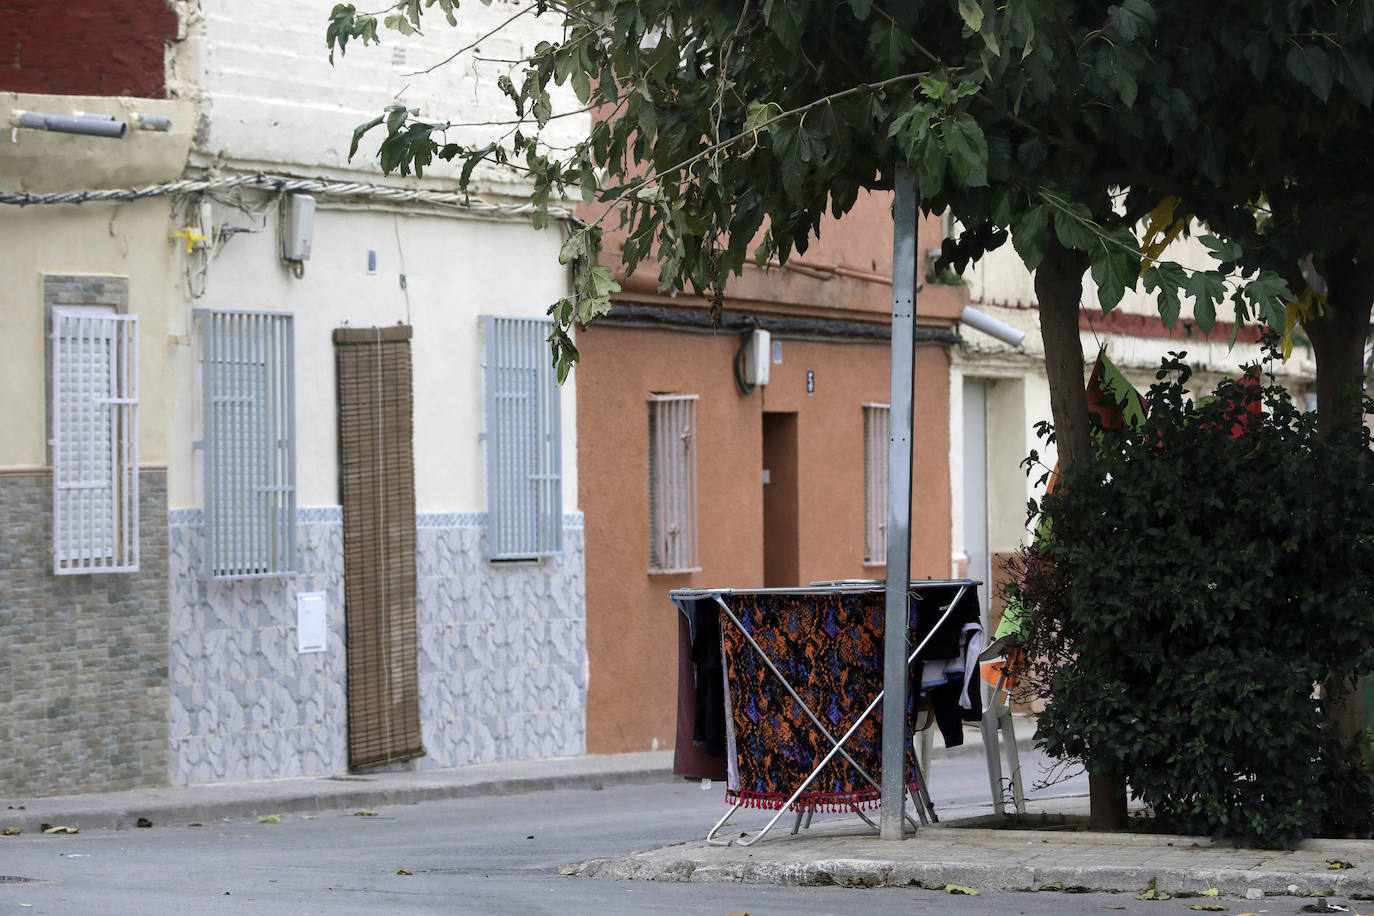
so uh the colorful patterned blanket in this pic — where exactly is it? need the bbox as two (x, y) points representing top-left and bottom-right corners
(719, 589), (938, 812)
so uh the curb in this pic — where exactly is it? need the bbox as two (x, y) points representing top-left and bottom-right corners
(0, 754), (674, 835)
(566, 852), (1374, 899)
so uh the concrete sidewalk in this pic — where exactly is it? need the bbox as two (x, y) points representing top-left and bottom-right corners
(566, 796), (1374, 901)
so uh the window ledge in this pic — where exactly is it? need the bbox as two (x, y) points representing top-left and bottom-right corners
(649, 566), (702, 576)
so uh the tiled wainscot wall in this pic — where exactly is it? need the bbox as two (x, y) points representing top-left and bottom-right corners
(167, 509), (587, 784)
(0, 470), (170, 798)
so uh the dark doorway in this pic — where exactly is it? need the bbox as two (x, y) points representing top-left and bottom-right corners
(762, 412), (800, 587)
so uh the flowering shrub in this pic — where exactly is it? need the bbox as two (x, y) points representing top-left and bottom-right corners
(1010, 352), (1374, 846)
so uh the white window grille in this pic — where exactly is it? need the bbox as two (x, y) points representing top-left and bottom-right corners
(481, 315), (563, 560)
(863, 403), (890, 564)
(51, 309), (139, 574)
(198, 310), (297, 579)
(649, 394), (699, 573)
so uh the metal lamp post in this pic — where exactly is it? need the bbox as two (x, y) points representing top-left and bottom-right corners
(880, 166), (918, 839)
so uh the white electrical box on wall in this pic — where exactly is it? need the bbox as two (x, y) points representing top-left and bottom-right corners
(296, 591), (327, 654)
(742, 328), (771, 386)
(280, 193), (316, 261)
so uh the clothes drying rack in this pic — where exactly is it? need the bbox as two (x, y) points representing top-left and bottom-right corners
(671, 579), (980, 846)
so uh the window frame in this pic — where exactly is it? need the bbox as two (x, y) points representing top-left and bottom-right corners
(50, 307), (140, 574)
(196, 309), (297, 580)
(863, 402), (890, 566)
(480, 315), (563, 561)
(648, 393), (700, 574)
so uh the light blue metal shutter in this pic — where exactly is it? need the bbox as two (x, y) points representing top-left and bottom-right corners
(51, 310), (139, 574)
(648, 394), (698, 572)
(481, 315), (562, 559)
(198, 310), (297, 579)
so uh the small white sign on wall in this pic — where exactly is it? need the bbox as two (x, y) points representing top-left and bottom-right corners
(296, 591), (328, 654)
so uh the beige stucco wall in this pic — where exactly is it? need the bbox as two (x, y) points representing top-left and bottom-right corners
(0, 94), (194, 470)
(172, 197), (577, 512)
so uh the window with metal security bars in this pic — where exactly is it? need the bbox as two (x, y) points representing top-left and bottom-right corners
(51, 309), (139, 574)
(863, 403), (890, 564)
(649, 394), (699, 573)
(197, 310), (297, 580)
(481, 315), (563, 560)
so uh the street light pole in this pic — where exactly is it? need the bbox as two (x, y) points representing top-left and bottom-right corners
(880, 165), (918, 839)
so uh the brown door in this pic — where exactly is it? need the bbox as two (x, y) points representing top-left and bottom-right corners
(762, 411), (800, 587)
(334, 326), (424, 769)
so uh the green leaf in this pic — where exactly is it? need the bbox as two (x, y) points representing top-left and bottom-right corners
(459, 142), (495, 191)
(1197, 233), (1243, 264)
(1243, 272), (1293, 331)
(1184, 271), (1226, 333)
(1052, 200), (1097, 251)
(385, 104), (410, 135)
(916, 145), (947, 198)
(1107, 0), (1157, 42)
(867, 21), (914, 77)
(348, 114), (384, 161)
(943, 113), (988, 187)
(956, 0), (983, 32)
(1338, 47), (1374, 107)
(848, 0), (874, 19)
(1142, 262), (1187, 325)
(1092, 242), (1137, 312)
(1012, 204), (1050, 270)
(1286, 44), (1334, 102)
(383, 12), (416, 36)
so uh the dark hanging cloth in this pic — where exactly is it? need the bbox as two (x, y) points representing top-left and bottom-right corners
(912, 585), (984, 748)
(688, 600), (728, 756)
(672, 598), (728, 780)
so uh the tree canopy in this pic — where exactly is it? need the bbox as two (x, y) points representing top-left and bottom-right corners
(326, 1), (1371, 393)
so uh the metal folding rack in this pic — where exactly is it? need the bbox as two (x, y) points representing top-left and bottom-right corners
(672, 579), (980, 846)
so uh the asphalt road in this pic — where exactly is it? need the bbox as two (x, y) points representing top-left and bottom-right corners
(0, 750), (1255, 915)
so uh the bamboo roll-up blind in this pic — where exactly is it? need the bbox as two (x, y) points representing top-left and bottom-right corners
(334, 325), (424, 769)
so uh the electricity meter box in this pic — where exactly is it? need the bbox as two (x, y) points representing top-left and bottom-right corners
(742, 329), (771, 386)
(280, 193), (316, 261)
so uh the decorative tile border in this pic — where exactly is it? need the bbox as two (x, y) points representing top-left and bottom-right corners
(170, 507), (344, 527)
(416, 512), (486, 529)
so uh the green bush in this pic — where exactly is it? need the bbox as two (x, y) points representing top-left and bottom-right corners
(1010, 352), (1374, 847)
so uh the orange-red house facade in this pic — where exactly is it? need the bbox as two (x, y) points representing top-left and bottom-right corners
(575, 193), (968, 754)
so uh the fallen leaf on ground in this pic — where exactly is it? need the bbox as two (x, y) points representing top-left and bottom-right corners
(1138, 888), (1172, 901)
(946, 884), (979, 896)
(1299, 902), (1343, 914)
(353, 810), (378, 817)
(136, 817), (152, 828)
(1328, 860), (1355, 870)
(1037, 882), (1064, 892)
(1189, 905), (1226, 912)
(1202, 888), (1220, 896)
(259, 815), (280, 824)
(42, 825), (78, 834)
(396, 869), (412, 876)
(2, 827), (20, 836)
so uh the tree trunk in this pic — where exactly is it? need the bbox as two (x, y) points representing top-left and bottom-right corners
(1035, 236), (1129, 829)
(1307, 247), (1374, 441)
(1036, 237), (1093, 469)
(1307, 243), (1374, 744)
